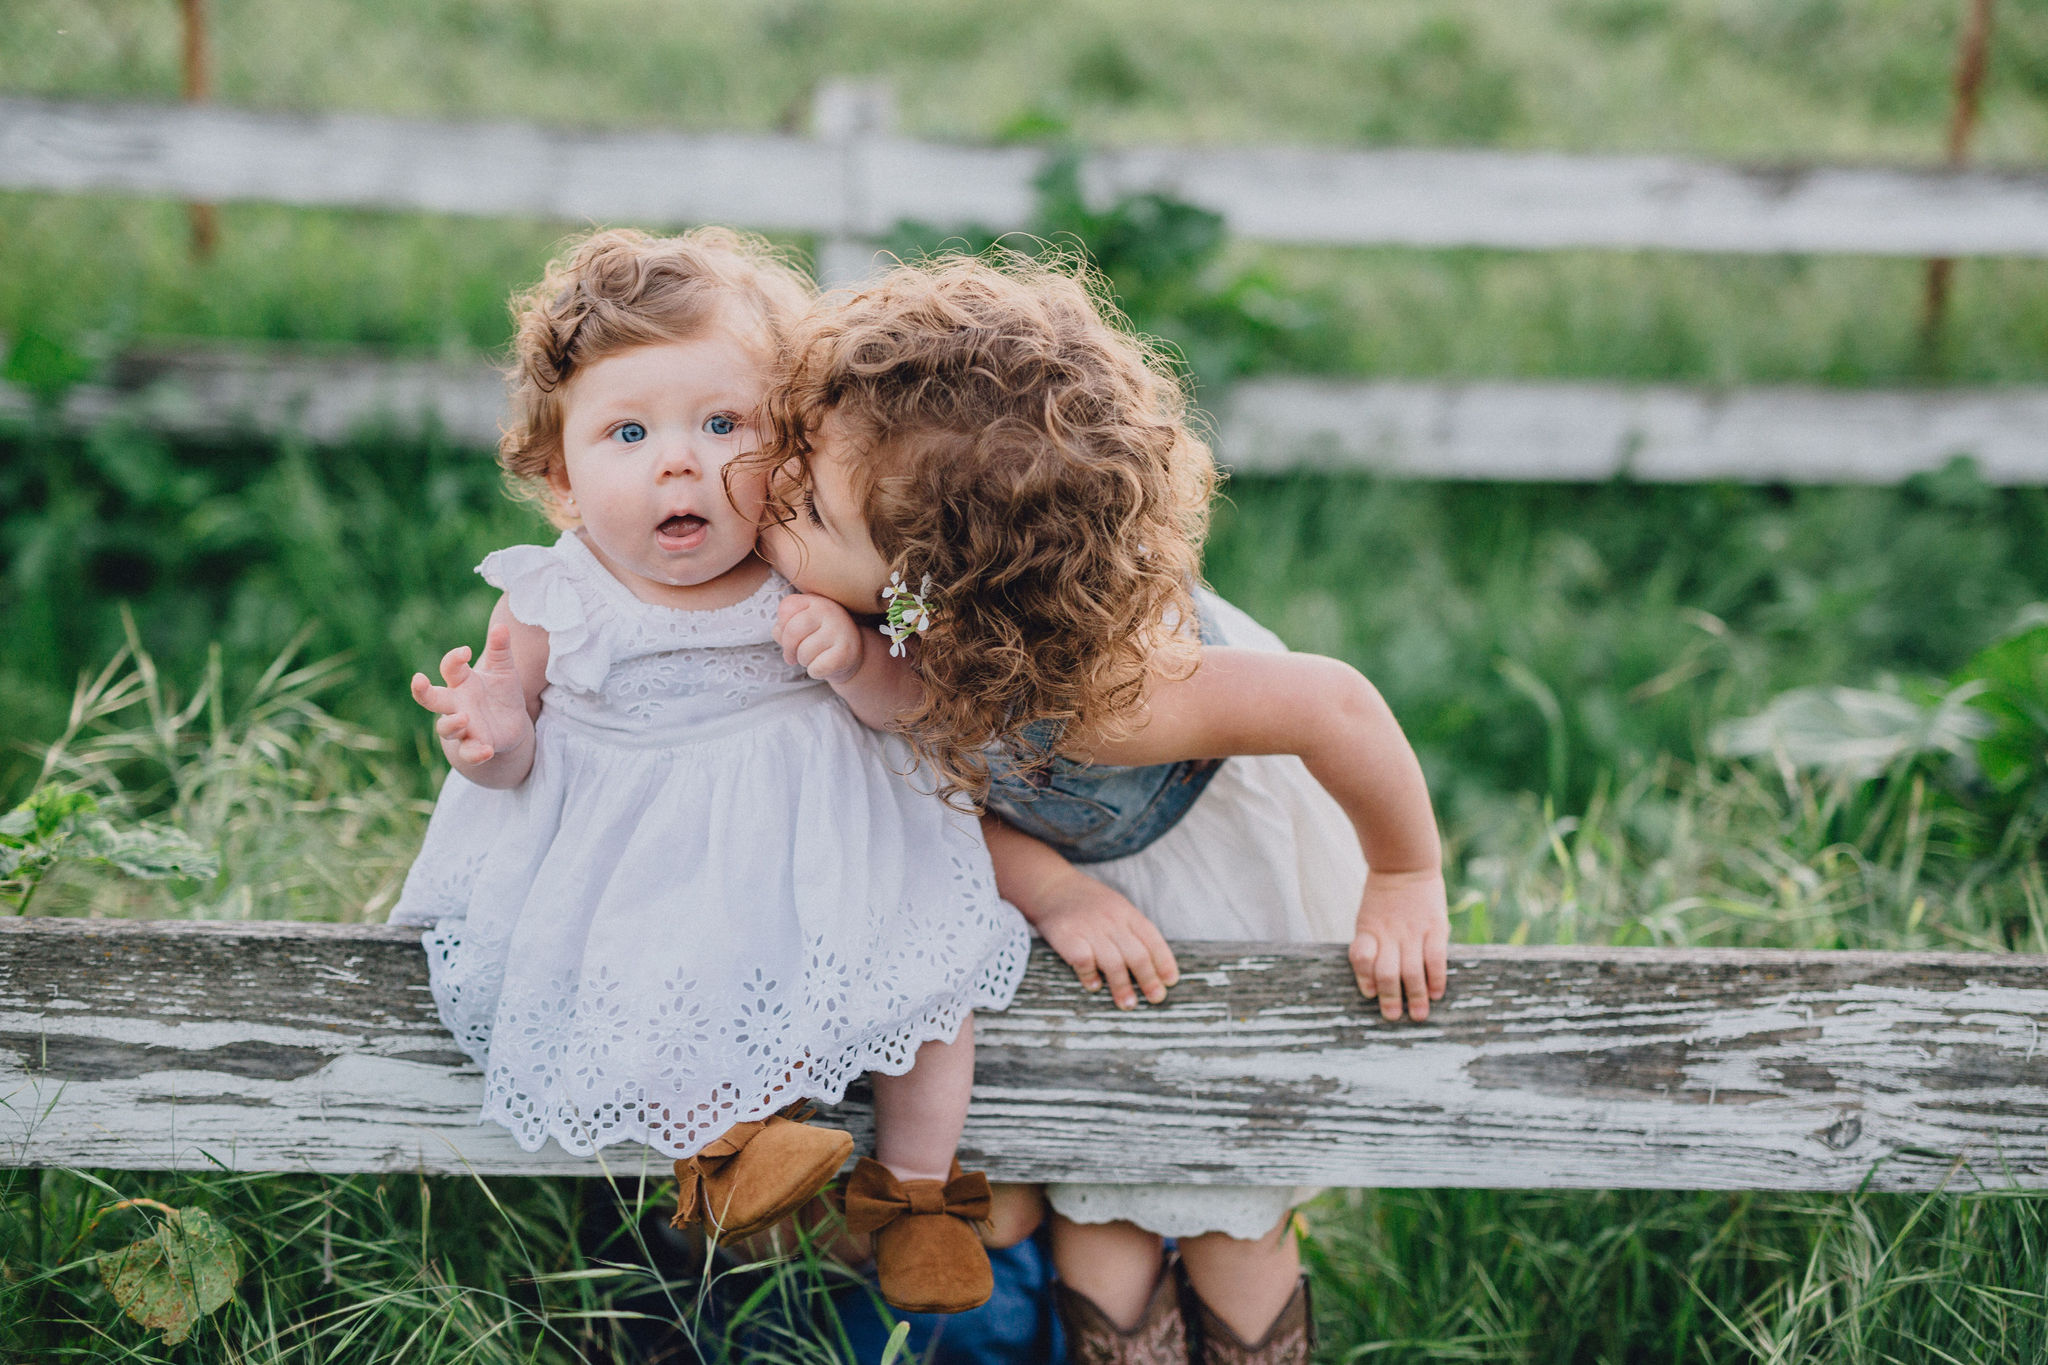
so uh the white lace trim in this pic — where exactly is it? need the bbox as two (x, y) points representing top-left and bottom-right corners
(423, 915), (1029, 1156)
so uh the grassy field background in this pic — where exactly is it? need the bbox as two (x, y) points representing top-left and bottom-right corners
(6, 1), (2048, 1360)
(12, 0), (2048, 162)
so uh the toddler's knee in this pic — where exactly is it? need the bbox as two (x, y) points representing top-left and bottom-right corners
(979, 1181), (1045, 1249)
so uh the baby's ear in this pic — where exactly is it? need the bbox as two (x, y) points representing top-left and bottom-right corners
(545, 465), (579, 527)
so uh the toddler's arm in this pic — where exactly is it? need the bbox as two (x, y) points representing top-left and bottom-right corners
(1090, 648), (1448, 1023)
(982, 817), (1178, 1011)
(774, 593), (921, 728)
(774, 594), (1181, 1011)
(409, 596), (550, 788)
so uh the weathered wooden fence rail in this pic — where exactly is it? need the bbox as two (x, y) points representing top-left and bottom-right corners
(4, 919), (2045, 1191)
(7, 343), (2047, 485)
(8, 96), (2048, 259)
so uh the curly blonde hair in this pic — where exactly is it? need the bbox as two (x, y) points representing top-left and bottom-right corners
(500, 226), (811, 524)
(756, 251), (1218, 800)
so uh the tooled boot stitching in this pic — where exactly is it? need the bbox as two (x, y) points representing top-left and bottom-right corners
(1180, 1269), (1313, 1365)
(1054, 1256), (1189, 1365)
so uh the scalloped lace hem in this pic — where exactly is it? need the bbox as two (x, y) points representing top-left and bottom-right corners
(426, 922), (1030, 1158)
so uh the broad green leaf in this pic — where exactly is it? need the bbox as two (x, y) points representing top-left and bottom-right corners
(1954, 622), (2048, 794)
(97, 1207), (242, 1345)
(75, 819), (219, 882)
(1711, 684), (1991, 781)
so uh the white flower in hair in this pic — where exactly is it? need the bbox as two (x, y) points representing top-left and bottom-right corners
(879, 572), (937, 657)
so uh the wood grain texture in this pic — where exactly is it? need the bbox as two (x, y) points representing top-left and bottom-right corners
(5, 345), (2046, 487)
(4, 919), (2044, 1189)
(8, 97), (2048, 257)
(1214, 378), (2048, 485)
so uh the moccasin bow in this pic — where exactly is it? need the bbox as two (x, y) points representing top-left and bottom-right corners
(669, 1118), (768, 1231)
(840, 1159), (993, 1233)
(670, 1104), (853, 1242)
(840, 1157), (996, 1314)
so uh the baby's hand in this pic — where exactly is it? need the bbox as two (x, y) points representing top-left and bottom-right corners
(1032, 871), (1179, 1010)
(410, 624), (532, 769)
(775, 593), (866, 685)
(1349, 866), (1450, 1023)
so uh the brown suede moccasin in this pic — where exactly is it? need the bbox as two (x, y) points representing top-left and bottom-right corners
(670, 1105), (854, 1243)
(841, 1156), (995, 1314)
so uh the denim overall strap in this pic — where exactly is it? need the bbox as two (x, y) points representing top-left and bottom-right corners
(983, 598), (1227, 864)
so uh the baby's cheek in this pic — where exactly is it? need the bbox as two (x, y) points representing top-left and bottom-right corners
(722, 465), (771, 524)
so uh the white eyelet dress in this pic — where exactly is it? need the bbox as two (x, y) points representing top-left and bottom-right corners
(390, 531), (1030, 1158)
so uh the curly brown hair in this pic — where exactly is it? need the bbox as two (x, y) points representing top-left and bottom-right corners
(755, 250), (1218, 800)
(500, 226), (811, 525)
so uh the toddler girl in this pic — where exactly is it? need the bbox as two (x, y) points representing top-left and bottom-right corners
(752, 254), (1449, 1363)
(388, 228), (1029, 1315)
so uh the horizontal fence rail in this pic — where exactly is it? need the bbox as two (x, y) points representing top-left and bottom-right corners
(5, 343), (2046, 484)
(8, 97), (2048, 257)
(3, 918), (2046, 1190)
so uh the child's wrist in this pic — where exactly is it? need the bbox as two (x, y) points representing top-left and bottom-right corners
(1016, 859), (1093, 924)
(1367, 863), (1443, 881)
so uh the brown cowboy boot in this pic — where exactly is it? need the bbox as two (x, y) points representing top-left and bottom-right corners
(1179, 1266), (1314, 1365)
(840, 1156), (994, 1314)
(670, 1104), (853, 1243)
(1053, 1254), (1190, 1365)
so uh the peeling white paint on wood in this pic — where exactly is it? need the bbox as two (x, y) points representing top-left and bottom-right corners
(4, 921), (2045, 1189)
(7, 97), (2048, 257)
(1213, 379), (2048, 484)
(5, 345), (2046, 486)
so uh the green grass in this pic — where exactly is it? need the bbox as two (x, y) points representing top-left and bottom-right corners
(1305, 1184), (2048, 1364)
(0, 1163), (892, 1363)
(15, 196), (2048, 390)
(11, 0), (2048, 163)
(10, 4), (2048, 1356)
(8, 627), (2047, 1362)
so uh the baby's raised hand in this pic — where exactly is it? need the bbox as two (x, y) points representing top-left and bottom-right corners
(1031, 872), (1179, 1011)
(410, 624), (532, 770)
(1349, 866), (1450, 1023)
(775, 593), (866, 685)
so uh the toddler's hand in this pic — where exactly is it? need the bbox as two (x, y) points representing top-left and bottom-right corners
(1349, 866), (1449, 1023)
(410, 624), (532, 768)
(775, 593), (866, 685)
(1031, 872), (1179, 1010)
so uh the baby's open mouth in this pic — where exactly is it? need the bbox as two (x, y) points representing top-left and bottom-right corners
(658, 514), (708, 539)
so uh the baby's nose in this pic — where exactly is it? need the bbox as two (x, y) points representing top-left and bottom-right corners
(654, 437), (702, 478)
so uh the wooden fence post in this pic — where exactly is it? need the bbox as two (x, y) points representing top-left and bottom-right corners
(811, 78), (896, 286)
(1922, 0), (1997, 352)
(178, 0), (218, 259)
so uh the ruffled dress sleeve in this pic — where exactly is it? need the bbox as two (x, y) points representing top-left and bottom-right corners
(477, 539), (613, 696)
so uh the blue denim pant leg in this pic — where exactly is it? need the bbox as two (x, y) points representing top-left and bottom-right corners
(832, 1228), (1065, 1365)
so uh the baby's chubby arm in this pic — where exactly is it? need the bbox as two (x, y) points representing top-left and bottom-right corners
(1090, 648), (1449, 1023)
(773, 593), (922, 726)
(409, 596), (550, 788)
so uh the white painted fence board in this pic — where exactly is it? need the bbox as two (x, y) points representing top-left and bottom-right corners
(1215, 378), (2048, 483)
(8, 97), (2048, 257)
(7, 343), (2046, 485)
(4, 919), (2046, 1190)
(1084, 147), (2048, 256)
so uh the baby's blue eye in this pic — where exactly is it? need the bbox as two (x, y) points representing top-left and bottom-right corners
(615, 422), (646, 444)
(705, 414), (737, 437)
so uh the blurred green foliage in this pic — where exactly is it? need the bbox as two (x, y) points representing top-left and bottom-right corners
(8, 402), (2047, 831)
(7, 3), (2048, 1359)
(12, 0), (2048, 163)
(14, 189), (2048, 391)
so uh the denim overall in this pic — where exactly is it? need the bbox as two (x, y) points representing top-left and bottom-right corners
(983, 598), (1225, 864)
